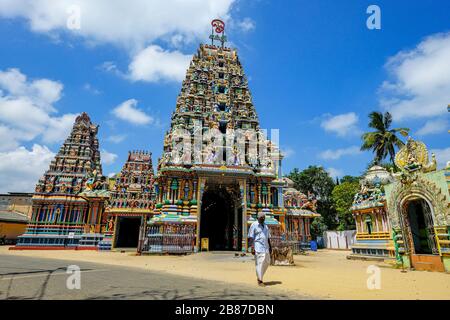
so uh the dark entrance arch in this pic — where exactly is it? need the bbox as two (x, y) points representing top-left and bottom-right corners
(200, 184), (242, 251)
(115, 217), (142, 248)
(405, 199), (437, 255)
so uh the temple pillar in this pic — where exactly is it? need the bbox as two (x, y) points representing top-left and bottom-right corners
(240, 179), (248, 252)
(374, 211), (380, 232)
(112, 215), (118, 248)
(166, 178), (171, 201)
(278, 188), (283, 208)
(195, 177), (206, 252)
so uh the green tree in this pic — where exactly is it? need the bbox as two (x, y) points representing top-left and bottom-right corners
(340, 175), (360, 184)
(361, 111), (409, 165)
(310, 216), (328, 240)
(332, 180), (360, 231)
(287, 166), (337, 229)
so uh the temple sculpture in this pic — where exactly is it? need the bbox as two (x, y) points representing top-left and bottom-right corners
(14, 112), (109, 249)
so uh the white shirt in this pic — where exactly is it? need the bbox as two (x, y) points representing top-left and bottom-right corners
(248, 221), (271, 253)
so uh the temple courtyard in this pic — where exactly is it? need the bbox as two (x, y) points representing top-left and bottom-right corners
(1, 247), (449, 300)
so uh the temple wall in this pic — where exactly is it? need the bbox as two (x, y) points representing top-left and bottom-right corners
(323, 231), (356, 250)
(0, 222), (27, 240)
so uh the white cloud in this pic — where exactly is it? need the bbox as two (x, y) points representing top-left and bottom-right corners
(0, 125), (20, 151)
(101, 149), (118, 165)
(111, 99), (153, 125)
(98, 61), (120, 74)
(0, 1), (238, 83)
(0, 69), (81, 192)
(320, 112), (360, 137)
(106, 134), (126, 144)
(43, 114), (79, 143)
(0, 144), (54, 193)
(0, 68), (77, 149)
(319, 146), (362, 160)
(326, 167), (344, 179)
(0, 68), (63, 112)
(379, 32), (450, 121)
(128, 45), (191, 83)
(238, 17), (255, 32)
(83, 83), (101, 95)
(417, 118), (448, 136)
(0, 0), (235, 50)
(281, 146), (295, 159)
(430, 147), (450, 169)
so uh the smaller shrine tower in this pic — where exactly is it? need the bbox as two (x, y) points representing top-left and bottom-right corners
(350, 166), (395, 259)
(105, 150), (155, 251)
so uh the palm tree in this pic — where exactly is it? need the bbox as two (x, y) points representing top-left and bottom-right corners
(361, 111), (409, 165)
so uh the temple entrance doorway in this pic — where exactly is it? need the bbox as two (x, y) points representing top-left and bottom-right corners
(115, 217), (141, 248)
(403, 198), (444, 272)
(405, 199), (436, 255)
(200, 183), (242, 251)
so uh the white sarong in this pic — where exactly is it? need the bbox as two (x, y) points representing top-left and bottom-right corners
(255, 252), (270, 281)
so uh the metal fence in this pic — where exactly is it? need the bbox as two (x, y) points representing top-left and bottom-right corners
(142, 224), (196, 254)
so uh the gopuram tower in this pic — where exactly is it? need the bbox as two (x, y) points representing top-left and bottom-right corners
(15, 112), (110, 249)
(145, 20), (284, 254)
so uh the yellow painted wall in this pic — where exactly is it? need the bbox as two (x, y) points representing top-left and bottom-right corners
(0, 222), (27, 240)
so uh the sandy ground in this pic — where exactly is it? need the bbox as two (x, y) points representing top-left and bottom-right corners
(1, 246), (449, 299)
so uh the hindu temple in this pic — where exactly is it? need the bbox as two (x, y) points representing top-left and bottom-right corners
(143, 20), (285, 254)
(13, 20), (321, 255)
(350, 136), (450, 272)
(385, 138), (450, 272)
(14, 112), (110, 249)
(350, 165), (395, 259)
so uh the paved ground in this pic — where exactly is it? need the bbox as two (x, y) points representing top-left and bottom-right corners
(0, 254), (307, 300)
(3, 247), (450, 299)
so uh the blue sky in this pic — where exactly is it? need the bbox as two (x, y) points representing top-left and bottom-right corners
(0, 0), (449, 192)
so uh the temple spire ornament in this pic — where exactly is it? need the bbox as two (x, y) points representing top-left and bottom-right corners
(209, 19), (227, 47)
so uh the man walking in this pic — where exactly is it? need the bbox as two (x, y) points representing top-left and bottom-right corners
(248, 212), (272, 286)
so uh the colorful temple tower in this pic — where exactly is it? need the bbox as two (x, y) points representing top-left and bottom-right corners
(349, 166), (395, 259)
(281, 178), (320, 252)
(106, 150), (155, 251)
(143, 20), (282, 254)
(15, 112), (109, 249)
